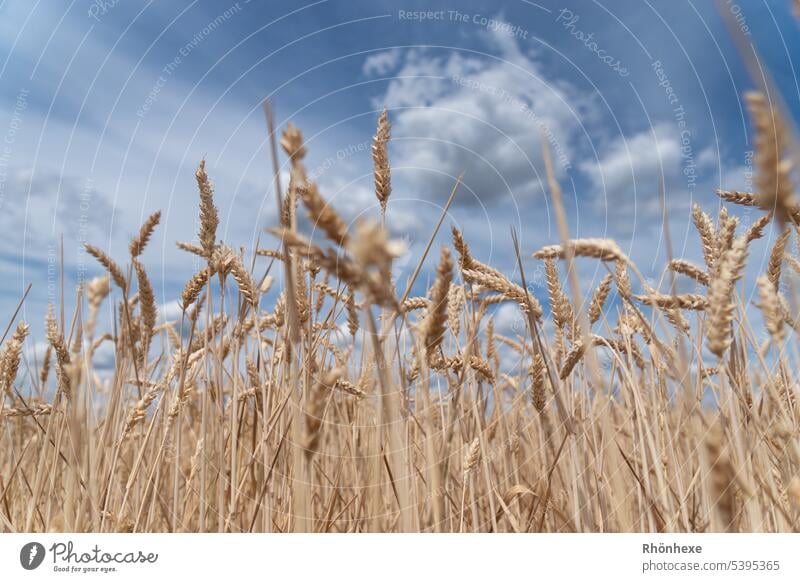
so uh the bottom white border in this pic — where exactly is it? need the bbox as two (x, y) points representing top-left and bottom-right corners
(1, 533), (798, 581)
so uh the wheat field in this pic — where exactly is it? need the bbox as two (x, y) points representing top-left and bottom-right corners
(0, 91), (799, 533)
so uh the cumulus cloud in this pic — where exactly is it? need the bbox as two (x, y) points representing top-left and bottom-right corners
(577, 121), (731, 248)
(579, 124), (682, 221)
(159, 300), (184, 324)
(361, 25), (732, 273)
(362, 48), (402, 77)
(365, 22), (594, 207)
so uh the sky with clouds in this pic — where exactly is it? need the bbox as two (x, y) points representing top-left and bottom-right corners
(0, 0), (798, 346)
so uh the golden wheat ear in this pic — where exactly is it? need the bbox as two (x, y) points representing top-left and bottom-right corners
(129, 211), (161, 258)
(745, 91), (797, 226)
(0, 321), (29, 396)
(421, 247), (452, 362)
(84, 243), (127, 291)
(195, 159), (219, 257)
(373, 108), (391, 216)
(706, 235), (749, 358)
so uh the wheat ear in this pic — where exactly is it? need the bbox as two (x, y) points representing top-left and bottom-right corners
(373, 108), (391, 214)
(767, 228), (791, 287)
(757, 275), (785, 344)
(196, 159), (219, 257)
(423, 247), (453, 361)
(706, 236), (749, 357)
(85, 244), (126, 290)
(692, 203), (716, 271)
(745, 91), (796, 224)
(129, 211), (161, 257)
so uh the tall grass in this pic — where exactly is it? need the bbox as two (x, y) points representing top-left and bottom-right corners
(1, 92), (800, 533)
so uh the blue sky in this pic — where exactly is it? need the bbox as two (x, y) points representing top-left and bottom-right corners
(0, 0), (798, 346)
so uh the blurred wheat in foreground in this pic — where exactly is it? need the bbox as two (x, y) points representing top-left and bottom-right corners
(2, 94), (800, 533)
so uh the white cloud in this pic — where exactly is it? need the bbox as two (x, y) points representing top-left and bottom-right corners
(159, 300), (184, 323)
(493, 302), (527, 338)
(0, 166), (119, 283)
(362, 49), (402, 77)
(579, 123), (681, 222)
(368, 23), (592, 207)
